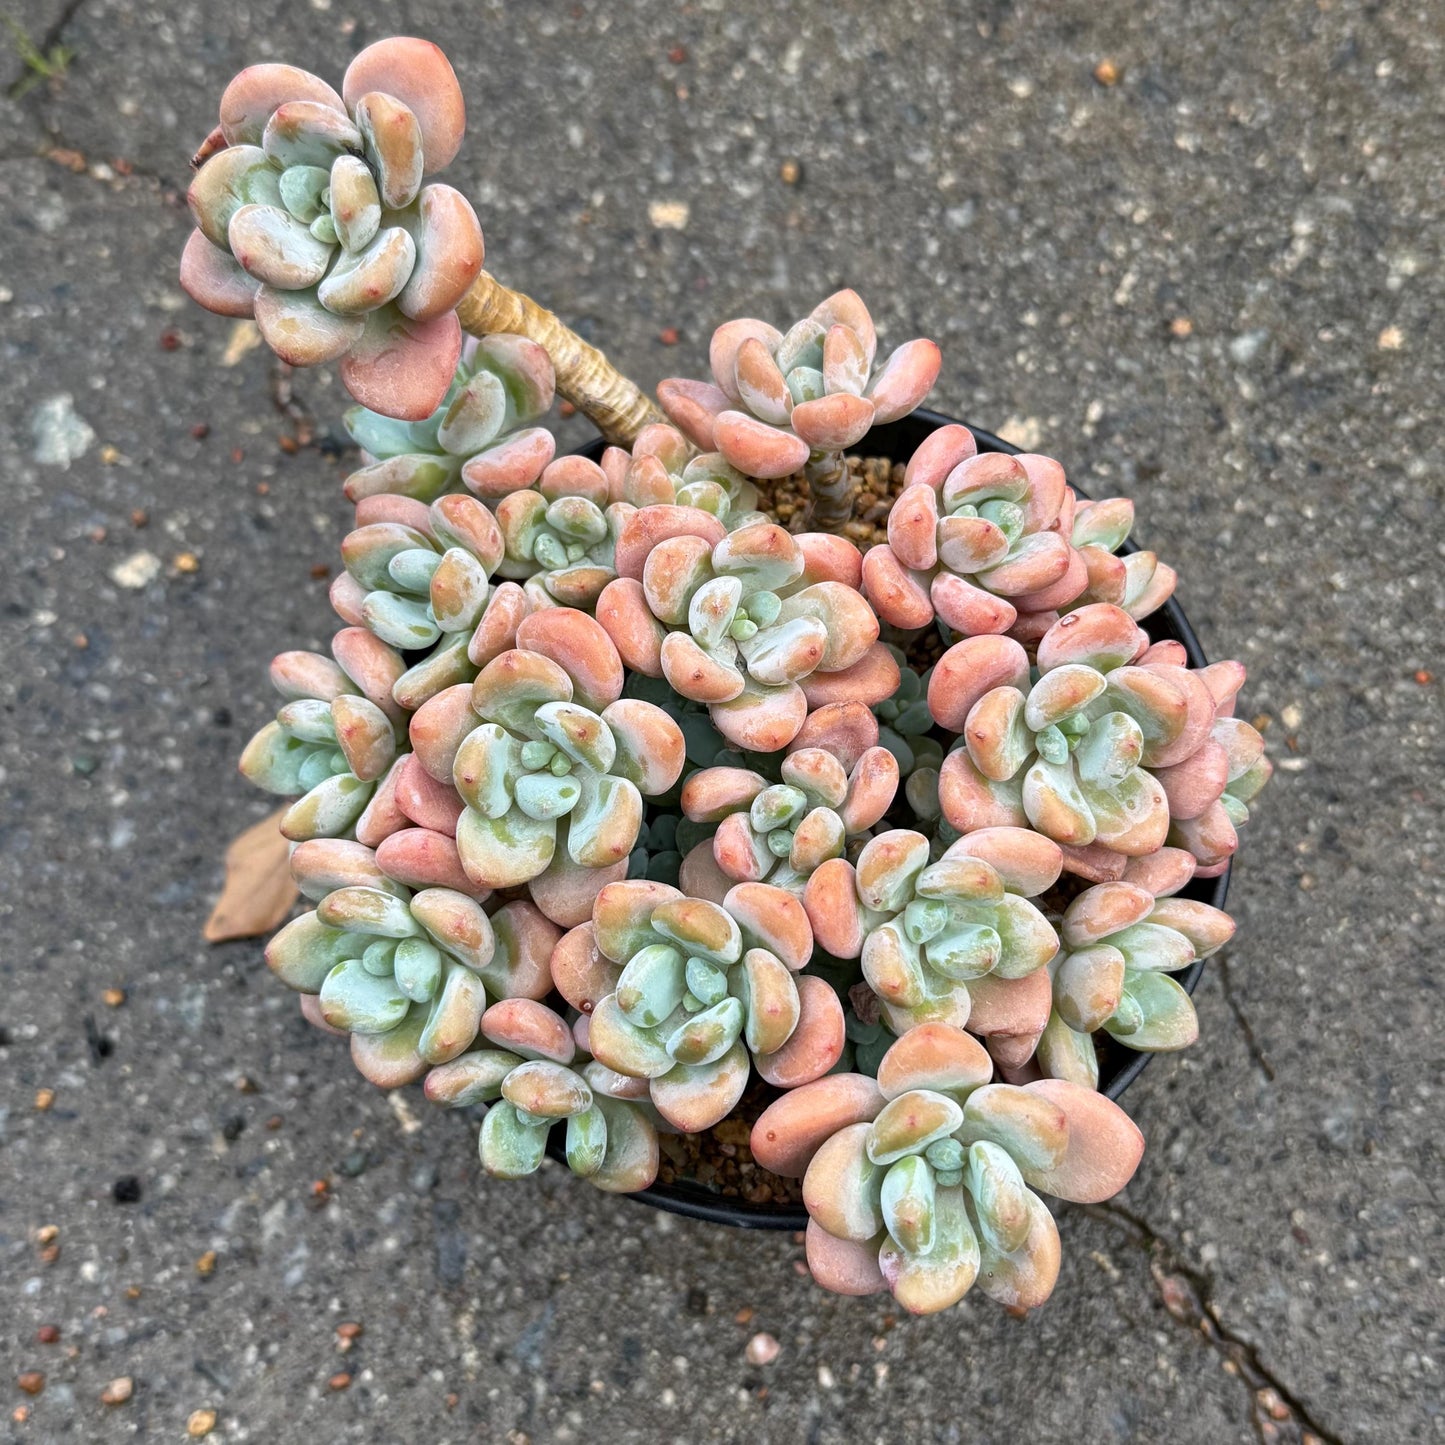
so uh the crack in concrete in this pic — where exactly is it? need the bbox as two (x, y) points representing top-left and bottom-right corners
(5, 0), (89, 97)
(8, 0), (183, 195)
(1083, 1201), (1344, 1445)
(1216, 952), (1277, 1082)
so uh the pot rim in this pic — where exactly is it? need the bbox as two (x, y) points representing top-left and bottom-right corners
(550, 407), (1230, 1230)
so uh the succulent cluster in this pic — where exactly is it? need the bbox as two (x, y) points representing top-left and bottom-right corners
(657, 291), (941, 530)
(756, 1028), (1145, 1313)
(187, 40), (1270, 1321)
(182, 38), (485, 421)
(863, 426), (1177, 643)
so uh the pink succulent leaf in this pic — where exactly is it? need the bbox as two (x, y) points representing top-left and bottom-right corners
(865, 339), (942, 423)
(656, 378), (730, 450)
(342, 37), (466, 173)
(179, 229), (260, 318)
(219, 64), (346, 147)
(340, 305), (463, 420)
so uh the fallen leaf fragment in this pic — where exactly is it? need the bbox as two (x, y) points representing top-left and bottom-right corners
(204, 806), (298, 943)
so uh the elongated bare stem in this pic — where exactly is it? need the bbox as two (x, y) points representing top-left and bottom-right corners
(456, 271), (664, 446)
(801, 449), (857, 533)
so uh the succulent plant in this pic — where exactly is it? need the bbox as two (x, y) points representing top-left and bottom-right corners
(933, 606), (1268, 881)
(342, 334), (556, 504)
(267, 851), (558, 1087)
(594, 517), (883, 752)
(803, 826), (1063, 1043)
(1166, 661), (1274, 879)
(681, 745), (899, 894)
(187, 136), (1274, 1299)
(772, 1025), (1145, 1313)
(863, 427), (1176, 643)
(554, 880), (843, 1130)
(240, 632), (410, 840)
(1038, 881), (1236, 1087)
(423, 999), (661, 1193)
(491, 454), (631, 610)
(181, 38), (485, 420)
(333, 491), (526, 689)
(598, 422), (763, 528)
(1066, 496), (1177, 623)
(657, 290), (941, 530)
(449, 631), (686, 904)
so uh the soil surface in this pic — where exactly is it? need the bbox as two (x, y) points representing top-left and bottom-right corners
(763, 454), (908, 545)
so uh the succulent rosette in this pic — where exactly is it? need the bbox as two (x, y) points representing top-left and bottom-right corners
(1066, 495), (1177, 623)
(552, 880), (843, 1131)
(598, 423), (763, 528)
(424, 618), (686, 918)
(489, 421), (758, 614)
(803, 825), (1063, 1051)
(1166, 660), (1274, 879)
(424, 999), (661, 1194)
(181, 38), (483, 420)
(594, 515), (886, 752)
(681, 745), (899, 895)
(656, 289), (941, 484)
(491, 454), (630, 610)
(751, 1026), (1144, 1314)
(240, 630), (410, 840)
(1039, 880), (1236, 1088)
(269, 843), (559, 1088)
(863, 425), (1176, 643)
(341, 335), (556, 503)
(333, 490), (529, 682)
(933, 605), (1267, 881)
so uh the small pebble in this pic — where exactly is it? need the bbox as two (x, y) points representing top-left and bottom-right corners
(112, 1176), (143, 1204)
(187, 1408), (218, 1437)
(648, 199), (690, 230)
(745, 1333), (780, 1366)
(35, 1088), (55, 1111)
(102, 988), (126, 1007)
(779, 158), (802, 184)
(339, 1149), (369, 1178)
(1169, 316), (1194, 339)
(174, 552), (200, 574)
(36, 1326), (60, 1345)
(100, 1377), (133, 1406)
(36, 1225), (58, 1245)
(1377, 325), (1403, 350)
(1093, 58), (1121, 86)
(111, 551), (161, 589)
(328, 1372), (352, 1392)
(196, 1250), (217, 1277)
(17, 1372), (44, 1396)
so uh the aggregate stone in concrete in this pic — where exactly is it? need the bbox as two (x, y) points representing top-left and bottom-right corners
(1, 3), (1441, 1441)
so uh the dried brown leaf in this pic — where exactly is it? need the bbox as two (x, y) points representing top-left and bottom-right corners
(203, 806), (298, 942)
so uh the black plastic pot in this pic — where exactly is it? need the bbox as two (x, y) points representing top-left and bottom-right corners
(559, 408), (1230, 1230)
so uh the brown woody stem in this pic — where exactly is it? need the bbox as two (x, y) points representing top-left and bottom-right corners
(456, 271), (665, 447)
(801, 449), (857, 533)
